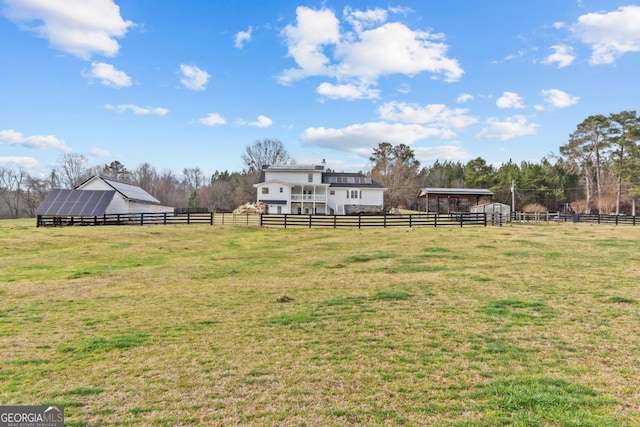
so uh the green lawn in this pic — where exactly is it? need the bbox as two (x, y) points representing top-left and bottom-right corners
(1, 219), (639, 426)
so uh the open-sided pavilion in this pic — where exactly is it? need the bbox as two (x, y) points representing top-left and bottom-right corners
(417, 188), (494, 213)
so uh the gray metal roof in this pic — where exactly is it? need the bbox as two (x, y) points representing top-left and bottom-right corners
(78, 176), (161, 204)
(418, 188), (494, 198)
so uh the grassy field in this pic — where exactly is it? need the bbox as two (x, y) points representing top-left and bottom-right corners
(1, 219), (639, 426)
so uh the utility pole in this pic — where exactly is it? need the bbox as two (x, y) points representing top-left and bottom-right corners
(511, 180), (516, 213)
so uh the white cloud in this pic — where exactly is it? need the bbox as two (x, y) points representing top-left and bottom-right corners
(234, 26), (252, 48)
(86, 62), (132, 88)
(105, 104), (168, 115)
(317, 82), (380, 100)
(279, 7), (341, 84)
(476, 115), (538, 140)
(456, 93), (473, 103)
(0, 156), (40, 169)
(2, 0), (133, 59)
(180, 64), (210, 91)
(397, 83), (410, 94)
(249, 115), (273, 128)
(377, 101), (477, 128)
(335, 22), (463, 82)
(279, 6), (463, 89)
(542, 44), (575, 68)
(539, 89), (579, 109)
(197, 113), (226, 126)
(301, 122), (453, 154)
(496, 92), (525, 109)
(343, 6), (387, 33)
(572, 5), (640, 64)
(413, 145), (473, 162)
(0, 129), (72, 152)
(89, 148), (112, 157)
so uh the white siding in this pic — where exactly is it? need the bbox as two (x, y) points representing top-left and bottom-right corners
(328, 187), (383, 206)
(105, 195), (127, 214)
(79, 177), (112, 191)
(265, 170), (321, 184)
(128, 201), (174, 213)
(78, 176), (171, 214)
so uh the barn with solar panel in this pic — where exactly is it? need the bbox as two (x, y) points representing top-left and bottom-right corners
(36, 176), (173, 226)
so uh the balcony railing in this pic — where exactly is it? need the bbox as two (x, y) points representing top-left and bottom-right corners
(290, 194), (327, 202)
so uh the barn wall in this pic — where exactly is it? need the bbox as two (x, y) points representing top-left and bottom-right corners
(105, 195), (128, 214)
(128, 201), (174, 213)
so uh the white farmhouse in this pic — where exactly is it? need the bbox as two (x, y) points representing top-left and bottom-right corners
(255, 164), (386, 215)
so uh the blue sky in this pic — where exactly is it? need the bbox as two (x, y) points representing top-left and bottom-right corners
(1, 0), (640, 177)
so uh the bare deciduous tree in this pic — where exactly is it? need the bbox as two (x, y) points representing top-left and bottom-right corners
(242, 138), (291, 172)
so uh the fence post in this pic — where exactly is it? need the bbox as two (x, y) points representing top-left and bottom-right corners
(460, 213), (464, 227)
(434, 214), (437, 227)
(284, 214), (287, 229)
(140, 213), (144, 226)
(484, 213), (487, 227)
(308, 214), (312, 228)
(333, 215), (337, 228)
(409, 214), (412, 228)
(358, 214), (362, 229)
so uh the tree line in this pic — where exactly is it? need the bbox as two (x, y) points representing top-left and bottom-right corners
(1, 111), (639, 219)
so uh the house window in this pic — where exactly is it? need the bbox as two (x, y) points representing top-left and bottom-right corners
(277, 206), (282, 214)
(279, 187), (283, 193)
(262, 187), (269, 194)
(329, 190), (335, 196)
(308, 173), (313, 183)
(350, 190), (359, 199)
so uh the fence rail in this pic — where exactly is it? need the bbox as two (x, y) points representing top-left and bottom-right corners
(259, 212), (488, 228)
(36, 212), (260, 227)
(513, 212), (638, 225)
(36, 211), (639, 228)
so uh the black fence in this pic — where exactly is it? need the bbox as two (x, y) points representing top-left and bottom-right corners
(36, 212), (260, 227)
(37, 212), (488, 228)
(36, 211), (639, 228)
(259, 212), (489, 228)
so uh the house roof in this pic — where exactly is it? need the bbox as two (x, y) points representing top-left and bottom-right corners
(258, 165), (385, 189)
(77, 176), (161, 204)
(323, 173), (385, 188)
(417, 188), (494, 198)
(36, 189), (115, 216)
(259, 199), (287, 205)
(262, 164), (324, 171)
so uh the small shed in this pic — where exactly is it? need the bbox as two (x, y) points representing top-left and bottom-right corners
(36, 176), (173, 217)
(471, 202), (511, 224)
(75, 176), (173, 214)
(417, 188), (494, 213)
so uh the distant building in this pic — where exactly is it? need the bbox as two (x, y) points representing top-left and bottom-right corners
(255, 164), (386, 215)
(417, 188), (494, 213)
(36, 176), (173, 217)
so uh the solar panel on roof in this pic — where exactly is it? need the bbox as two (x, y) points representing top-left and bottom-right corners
(101, 178), (160, 204)
(36, 189), (115, 216)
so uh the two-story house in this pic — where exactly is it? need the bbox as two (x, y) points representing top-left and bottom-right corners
(255, 164), (386, 215)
